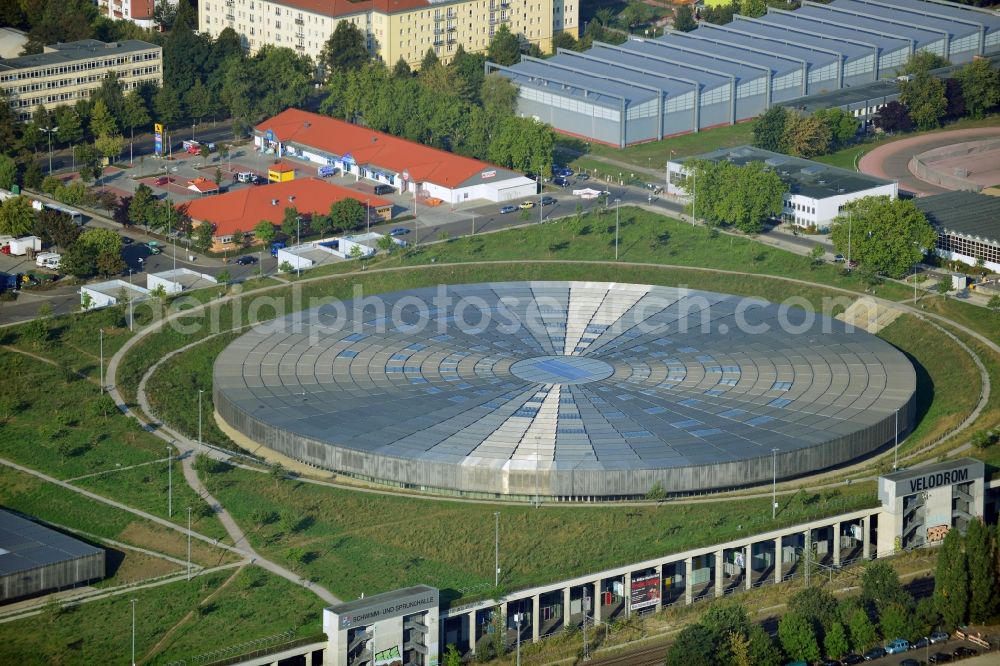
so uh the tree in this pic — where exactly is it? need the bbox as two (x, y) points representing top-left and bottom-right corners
(674, 5), (698, 32)
(95, 249), (126, 276)
(789, 587), (839, 640)
(113, 195), (132, 228)
(830, 197), (937, 279)
(0, 154), (16, 190)
(377, 233), (396, 254)
(0, 196), (36, 236)
(873, 100), (913, 134)
(955, 58), (1000, 118)
(184, 78), (215, 126)
(847, 608), (878, 653)
(783, 112), (832, 158)
(254, 220), (276, 244)
(809, 243), (825, 267)
(739, 0), (766, 18)
(281, 206), (300, 237)
(900, 51), (948, 76)
(824, 621), (849, 660)
(752, 106), (788, 152)
(728, 631), (751, 666)
(933, 527), (968, 630)
(420, 48), (440, 72)
(686, 159), (785, 234)
(59, 241), (97, 278)
(443, 644), (461, 666)
(93, 71), (125, 130)
(23, 161), (42, 190)
(154, 0), (178, 29)
(330, 198), (365, 232)
(89, 99), (117, 139)
(944, 78), (966, 119)
(860, 561), (911, 615)
(966, 518), (998, 623)
(900, 73), (947, 130)
(488, 115), (555, 177)
(34, 210), (80, 249)
(55, 106), (84, 153)
(665, 623), (720, 666)
(879, 603), (915, 641)
(321, 22), (369, 74)
(702, 602), (750, 664)
(193, 222), (214, 252)
(619, 0), (654, 29)
(94, 134), (124, 164)
(392, 57), (412, 79)
(914, 596), (941, 636)
(130, 184), (155, 227)
(153, 83), (183, 128)
(814, 108), (859, 149)
(551, 31), (578, 53)
(269, 462), (286, 487)
(488, 25), (522, 67)
(778, 612), (821, 663)
(747, 623), (782, 666)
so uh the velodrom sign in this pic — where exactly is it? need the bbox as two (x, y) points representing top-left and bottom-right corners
(908, 468), (969, 493)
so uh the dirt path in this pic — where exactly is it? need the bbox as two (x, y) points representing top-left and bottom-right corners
(140, 565), (244, 663)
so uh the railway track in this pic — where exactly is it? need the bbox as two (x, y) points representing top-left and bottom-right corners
(589, 643), (667, 666)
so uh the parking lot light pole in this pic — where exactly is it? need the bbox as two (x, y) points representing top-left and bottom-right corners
(614, 199), (621, 261)
(42, 126), (58, 174)
(127, 269), (134, 331)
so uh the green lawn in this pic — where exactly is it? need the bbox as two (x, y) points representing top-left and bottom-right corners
(0, 465), (229, 567)
(564, 122), (757, 169)
(0, 566), (325, 666)
(202, 464), (877, 607)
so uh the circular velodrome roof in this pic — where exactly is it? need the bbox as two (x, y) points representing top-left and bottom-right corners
(213, 282), (916, 499)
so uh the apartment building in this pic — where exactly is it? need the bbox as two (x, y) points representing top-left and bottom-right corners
(199, 0), (577, 69)
(0, 39), (163, 121)
(95, 0), (172, 28)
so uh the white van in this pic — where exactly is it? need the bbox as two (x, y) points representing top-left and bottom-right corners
(35, 252), (61, 269)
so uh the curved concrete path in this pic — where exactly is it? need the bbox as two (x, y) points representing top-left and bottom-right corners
(859, 127), (1000, 196)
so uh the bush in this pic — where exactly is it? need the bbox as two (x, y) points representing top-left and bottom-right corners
(970, 429), (997, 449)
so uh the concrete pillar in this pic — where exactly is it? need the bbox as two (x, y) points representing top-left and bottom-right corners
(531, 595), (540, 642)
(804, 529), (812, 583)
(744, 544), (753, 591)
(833, 523), (842, 567)
(592, 581), (601, 625)
(655, 564), (663, 611)
(714, 549), (724, 597)
(468, 610), (477, 655)
(624, 572), (632, 617)
(304, 651), (313, 666)
(563, 586), (571, 627)
(862, 515), (871, 560)
(684, 557), (693, 605)
(774, 536), (783, 584)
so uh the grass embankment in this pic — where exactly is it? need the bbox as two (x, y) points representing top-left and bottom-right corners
(201, 464), (877, 607)
(0, 465), (230, 571)
(0, 566), (324, 666)
(0, 351), (225, 540)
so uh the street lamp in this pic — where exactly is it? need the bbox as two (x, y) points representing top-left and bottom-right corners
(198, 389), (204, 450)
(166, 444), (172, 518)
(614, 199), (622, 261)
(127, 269), (134, 331)
(365, 199), (370, 234)
(99, 328), (104, 393)
(131, 598), (138, 666)
(296, 215), (302, 277)
(186, 506), (192, 580)
(494, 511), (500, 587)
(771, 448), (779, 520)
(41, 125), (59, 174)
(893, 408), (899, 471)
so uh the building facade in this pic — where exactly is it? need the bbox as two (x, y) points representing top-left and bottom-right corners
(95, 0), (173, 28)
(0, 39), (163, 122)
(491, 0), (1000, 147)
(916, 191), (1000, 273)
(668, 146), (898, 231)
(199, 0), (576, 69)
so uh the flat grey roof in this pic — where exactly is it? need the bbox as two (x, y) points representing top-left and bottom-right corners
(881, 457), (984, 484)
(876, 0), (1000, 34)
(689, 23), (839, 70)
(625, 38), (768, 83)
(798, 5), (945, 48)
(831, 0), (976, 41)
(503, 60), (637, 107)
(0, 39), (159, 72)
(214, 282), (915, 475)
(764, 11), (911, 57)
(915, 191), (1000, 244)
(654, 32), (797, 78)
(329, 585), (437, 616)
(589, 44), (731, 91)
(687, 145), (895, 199)
(778, 78), (900, 115)
(728, 18), (870, 62)
(0, 509), (102, 576)
(549, 52), (691, 99)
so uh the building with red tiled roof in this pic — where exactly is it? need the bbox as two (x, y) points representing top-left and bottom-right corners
(96, 0), (160, 28)
(182, 178), (392, 251)
(187, 177), (220, 195)
(254, 109), (536, 205)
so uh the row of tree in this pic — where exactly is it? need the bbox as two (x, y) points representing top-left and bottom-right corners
(830, 196), (937, 279)
(753, 106), (860, 158)
(685, 159), (786, 234)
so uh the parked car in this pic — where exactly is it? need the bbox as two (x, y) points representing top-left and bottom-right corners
(886, 639), (911, 654)
(519, 201), (535, 209)
(863, 646), (886, 660)
(928, 653), (952, 663)
(839, 655), (864, 665)
(154, 176), (169, 186)
(576, 173), (590, 180)
(270, 242), (286, 257)
(144, 241), (161, 255)
(900, 660), (921, 666)
(819, 660), (840, 666)
(554, 167), (573, 177)
(121, 236), (134, 245)
(930, 632), (950, 644)
(833, 254), (845, 262)
(952, 646), (977, 659)
(499, 205), (517, 214)
(390, 227), (410, 236)
(645, 183), (663, 193)
(540, 196), (557, 206)
(235, 255), (257, 265)
(913, 637), (931, 649)
(553, 177), (571, 187)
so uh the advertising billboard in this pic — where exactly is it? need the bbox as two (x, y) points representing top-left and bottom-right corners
(154, 123), (163, 156)
(374, 645), (402, 666)
(630, 572), (660, 611)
